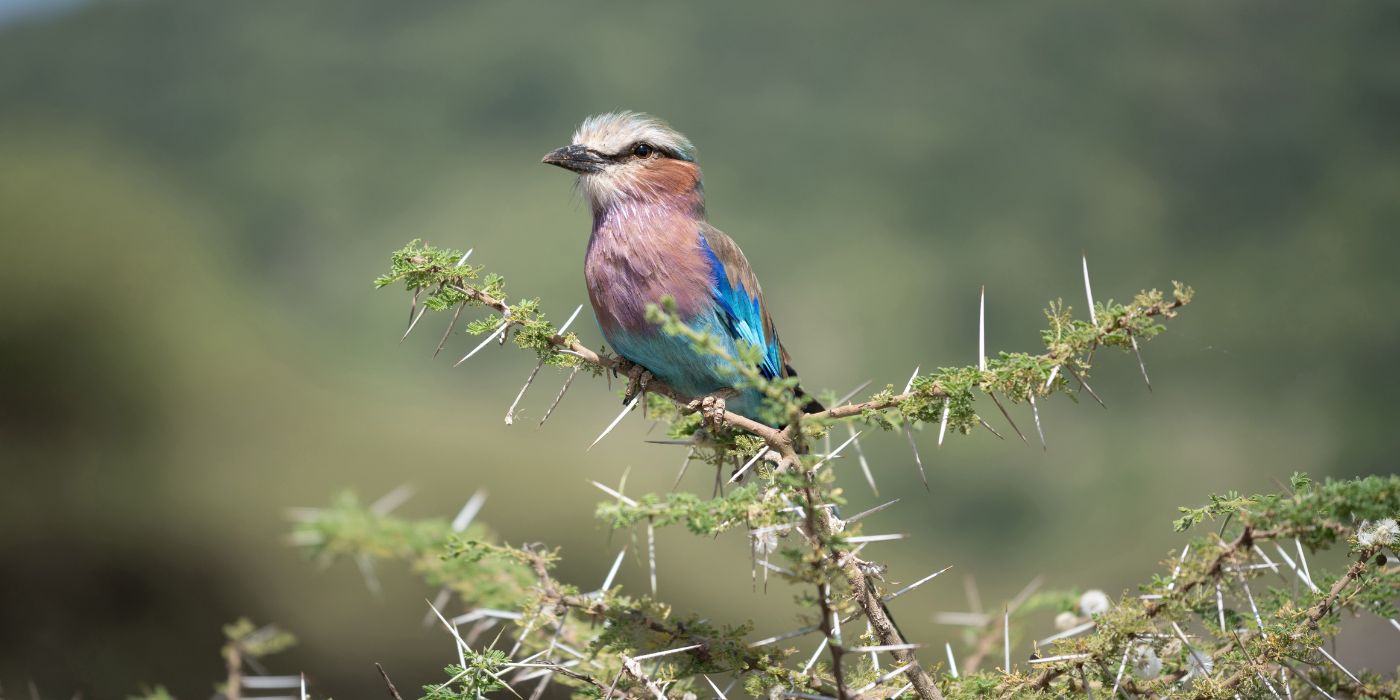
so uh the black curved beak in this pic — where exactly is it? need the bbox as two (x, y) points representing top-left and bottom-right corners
(542, 144), (607, 174)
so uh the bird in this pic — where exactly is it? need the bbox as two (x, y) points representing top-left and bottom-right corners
(542, 111), (822, 425)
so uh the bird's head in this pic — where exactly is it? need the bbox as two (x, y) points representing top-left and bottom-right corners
(542, 111), (702, 211)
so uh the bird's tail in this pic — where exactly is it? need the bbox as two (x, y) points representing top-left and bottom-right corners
(786, 363), (826, 415)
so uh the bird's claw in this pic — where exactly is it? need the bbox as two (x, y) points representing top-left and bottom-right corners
(699, 394), (727, 429)
(623, 365), (653, 405)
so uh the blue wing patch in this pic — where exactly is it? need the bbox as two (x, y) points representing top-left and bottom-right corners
(698, 233), (782, 379)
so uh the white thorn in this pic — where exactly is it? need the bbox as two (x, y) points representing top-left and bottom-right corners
(848, 643), (921, 653)
(588, 393), (642, 451)
(902, 366), (920, 394)
(453, 319), (510, 366)
(599, 548), (627, 592)
(846, 498), (900, 523)
(1035, 620), (1096, 646)
(1027, 653), (1091, 665)
(1316, 646), (1361, 685)
(1003, 607), (1010, 673)
(452, 490), (489, 531)
(1166, 544), (1191, 590)
(401, 304), (430, 342)
(1082, 254), (1097, 327)
(1129, 334), (1152, 391)
(631, 644), (702, 661)
(456, 249), (474, 267)
(836, 379), (874, 405)
(1028, 391), (1046, 450)
(702, 675), (727, 700)
(1216, 581), (1226, 631)
(979, 286), (987, 372)
(902, 424), (929, 490)
(937, 399), (950, 447)
(847, 423), (878, 496)
(749, 625), (820, 647)
(590, 480), (637, 506)
(883, 565), (952, 601)
(946, 642), (959, 678)
(845, 533), (906, 543)
(557, 304), (585, 335)
(647, 519), (657, 597)
(370, 483), (415, 515)
(506, 361), (545, 425)
(811, 431), (862, 471)
(728, 448), (768, 484)
(1109, 643), (1130, 696)
(1295, 538), (1314, 585)
(802, 637), (829, 674)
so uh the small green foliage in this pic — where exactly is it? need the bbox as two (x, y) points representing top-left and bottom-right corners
(422, 650), (511, 700)
(126, 686), (176, 700)
(222, 617), (296, 660)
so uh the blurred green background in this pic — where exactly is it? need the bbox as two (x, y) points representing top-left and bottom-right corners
(1, 1), (1397, 697)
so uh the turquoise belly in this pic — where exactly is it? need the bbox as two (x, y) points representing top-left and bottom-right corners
(602, 308), (769, 421)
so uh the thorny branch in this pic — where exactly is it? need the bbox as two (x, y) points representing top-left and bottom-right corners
(356, 243), (1396, 699)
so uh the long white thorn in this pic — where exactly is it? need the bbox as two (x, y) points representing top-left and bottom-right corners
(1129, 334), (1151, 392)
(703, 675), (728, 700)
(988, 393), (1029, 446)
(1036, 620), (1096, 646)
(599, 548), (627, 593)
(946, 642), (959, 678)
(749, 625), (820, 647)
(883, 565), (952, 601)
(846, 498), (900, 523)
(903, 366), (920, 394)
(452, 490), (489, 531)
(453, 319), (510, 366)
(903, 424), (929, 490)
(588, 393), (642, 451)
(401, 304), (430, 342)
(1167, 544), (1191, 590)
(647, 519), (657, 597)
(1028, 391), (1046, 451)
(1316, 646), (1361, 685)
(847, 423), (879, 496)
(538, 366), (579, 427)
(1003, 606), (1010, 673)
(505, 306), (579, 425)
(506, 362), (545, 425)
(803, 637), (829, 674)
(590, 480), (638, 506)
(370, 483), (415, 515)
(836, 379), (874, 405)
(978, 286), (987, 372)
(812, 431), (861, 471)
(937, 399), (950, 447)
(1294, 537), (1314, 585)
(1109, 643), (1130, 696)
(1082, 254), (1097, 327)
(1215, 581), (1226, 631)
(631, 644), (702, 661)
(728, 448), (768, 484)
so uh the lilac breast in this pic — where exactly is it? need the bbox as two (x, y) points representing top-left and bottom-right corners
(584, 203), (714, 335)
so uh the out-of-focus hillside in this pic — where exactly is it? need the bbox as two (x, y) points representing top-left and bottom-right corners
(1, 2), (1397, 697)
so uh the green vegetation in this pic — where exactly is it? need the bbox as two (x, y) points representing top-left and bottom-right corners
(4, 3), (1399, 698)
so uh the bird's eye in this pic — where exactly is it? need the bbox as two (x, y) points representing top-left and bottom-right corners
(632, 143), (654, 158)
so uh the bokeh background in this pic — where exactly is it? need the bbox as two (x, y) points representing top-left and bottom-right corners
(2, 1), (1397, 697)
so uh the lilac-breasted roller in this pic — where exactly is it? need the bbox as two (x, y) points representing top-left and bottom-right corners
(542, 112), (821, 423)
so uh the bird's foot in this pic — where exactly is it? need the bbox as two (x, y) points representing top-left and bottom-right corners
(699, 393), (728, 429)
(623, 364), (653, 405)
